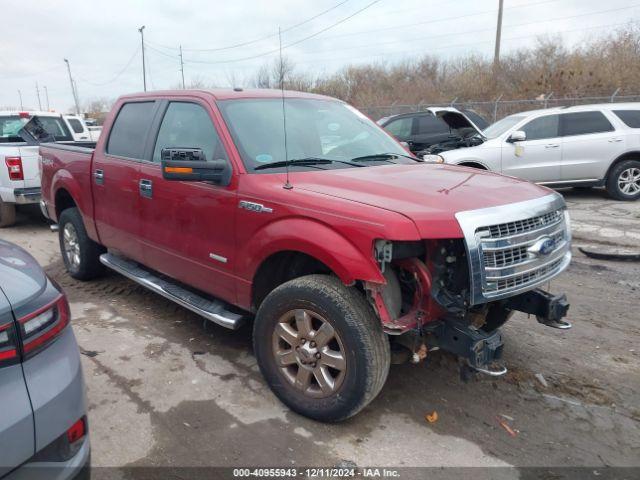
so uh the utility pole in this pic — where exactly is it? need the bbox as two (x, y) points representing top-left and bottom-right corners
(35, 82), (42, 110)
(493, 0), (504, 77)
(17, 90), (23, 110)
(138, 25), (147, 91)
(64, 58), (81, 114)
(44, 86), (50, 110)
(179, 45), (185, 89)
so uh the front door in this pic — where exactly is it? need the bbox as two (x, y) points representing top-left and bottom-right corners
(501, 114), (561, 183)
(138, 100), (238, 304)
(92, 100), (158, 263)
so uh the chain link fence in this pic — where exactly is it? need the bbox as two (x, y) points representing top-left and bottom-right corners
(361, 91), (640, 123)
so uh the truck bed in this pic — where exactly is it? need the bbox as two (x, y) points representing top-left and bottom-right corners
(39, 141), (97, 235)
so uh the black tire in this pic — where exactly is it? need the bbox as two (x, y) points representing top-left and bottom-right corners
(0, 200), (16, 228)
(58, 207), (105, 280)
(254, 274), (390, 422)
(606, 159), (640, 201)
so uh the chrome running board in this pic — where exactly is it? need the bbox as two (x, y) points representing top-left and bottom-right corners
(100, 253), (244, 330)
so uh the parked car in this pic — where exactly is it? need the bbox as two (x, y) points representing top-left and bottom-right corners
(62, 115), (93, 142)
(422, 103), (640, 201)
(40, 89), (572, 422)
(0, 239), (89, 479)
(378, 107), (489, 155)
(0, 111), (76, 227)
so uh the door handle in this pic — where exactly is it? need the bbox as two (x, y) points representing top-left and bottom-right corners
(139, 179), (153, 198)
(608, 138), (623, 143)
(94, 169), (104, 185)
(544, 144), (559, 149)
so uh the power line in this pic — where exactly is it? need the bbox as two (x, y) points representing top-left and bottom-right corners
(282, 4), (640, 56)
(75, 47), (140, 86)
(293, 20), (633, 65)
(148, 0), (352, 53)
(183, 0), (383, 65)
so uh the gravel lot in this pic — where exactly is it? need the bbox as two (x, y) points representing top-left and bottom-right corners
(1, 189), (638, 478)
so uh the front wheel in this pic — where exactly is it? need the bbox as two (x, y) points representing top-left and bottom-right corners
(253, 275), (390, 422)
(58, 207), (105, 280)
(606, 160), (640, 201)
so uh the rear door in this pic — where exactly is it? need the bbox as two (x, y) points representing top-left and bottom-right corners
(92, 101), (158, 263)
(501, 114), (561, 182)
(138, 99), (238, 303)
(559, 111), (625, 182)
(0, 291), (34, 476)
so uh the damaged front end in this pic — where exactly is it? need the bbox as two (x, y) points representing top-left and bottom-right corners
(365, 193), (572, 378)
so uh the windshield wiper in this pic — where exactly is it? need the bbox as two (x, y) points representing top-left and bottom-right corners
(351, 153), (421, 163)
(254, 157), (364, 170)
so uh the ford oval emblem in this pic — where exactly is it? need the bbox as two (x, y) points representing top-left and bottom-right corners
(528, 236), (556, 256)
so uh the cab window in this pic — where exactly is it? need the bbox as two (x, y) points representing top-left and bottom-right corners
(384, 117), (413, 139)
(107, 102), (156, 159)
(520, 115), (560, 141)
(153, 102), (227, 163)
(560, 111), (614, 136)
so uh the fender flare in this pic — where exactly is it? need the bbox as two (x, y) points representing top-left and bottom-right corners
(237, 217), (385, 287)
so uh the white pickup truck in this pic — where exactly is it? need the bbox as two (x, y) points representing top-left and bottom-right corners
(0, 111), (76, 226)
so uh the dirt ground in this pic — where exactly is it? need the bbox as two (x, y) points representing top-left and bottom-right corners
(1, 189), (639, 479)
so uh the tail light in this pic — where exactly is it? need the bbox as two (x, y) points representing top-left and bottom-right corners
(17, 294), (70, 358)
(0, 319), (19, 367)
(5, 156), (24, 181)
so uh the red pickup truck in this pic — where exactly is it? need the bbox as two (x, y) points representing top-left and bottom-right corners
(40, 89), (572, 421)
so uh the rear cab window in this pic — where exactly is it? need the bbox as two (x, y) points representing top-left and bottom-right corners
(1, 115), (72, 143)
(560, 111), (614, 136)
(613, 110), (640, 128)
(106, 102), (156, 159)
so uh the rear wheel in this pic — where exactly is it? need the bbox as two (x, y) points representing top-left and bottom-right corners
(606, 160), (640, 201)
(58, 207), (105, 280)
(0, 200), (16, 228)
(254, 274), (390, 422)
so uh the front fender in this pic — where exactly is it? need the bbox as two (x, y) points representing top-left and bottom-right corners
(237, 217), (385, 287)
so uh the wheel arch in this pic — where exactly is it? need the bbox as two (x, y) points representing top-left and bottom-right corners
(604, 151), (640, 182)
(237, 218), (386, 311)
(456, 160), (490, 170)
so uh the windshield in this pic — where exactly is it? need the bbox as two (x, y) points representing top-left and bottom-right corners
(482, 115), (526, 139)
(218, 98), (411, 172)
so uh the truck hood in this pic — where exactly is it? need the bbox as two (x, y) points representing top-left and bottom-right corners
(292, 164), (553, 238)
(0, 240), (47, 306)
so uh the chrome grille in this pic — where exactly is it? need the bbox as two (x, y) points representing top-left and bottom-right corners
(455, 194), (572, 305)
(478, 209), (564, 238)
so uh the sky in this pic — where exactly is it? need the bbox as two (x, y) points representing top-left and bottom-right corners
(1, 0), (638, 112)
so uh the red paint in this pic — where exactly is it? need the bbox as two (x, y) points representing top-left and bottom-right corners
(41, 89), (554, 317)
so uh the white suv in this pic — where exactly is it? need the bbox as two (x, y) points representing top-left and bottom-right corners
(423, 103), (640, 201)
(0, 111), (74, 226)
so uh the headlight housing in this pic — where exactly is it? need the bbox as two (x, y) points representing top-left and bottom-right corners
(423, 154), (444, 163)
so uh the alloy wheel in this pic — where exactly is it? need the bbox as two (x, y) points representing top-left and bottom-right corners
(272, 309), (347, 398)
(618, 167), (640, 195)
(63, 223), (81, 269)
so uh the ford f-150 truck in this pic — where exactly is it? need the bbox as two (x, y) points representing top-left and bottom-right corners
(40, 89), (572, 422)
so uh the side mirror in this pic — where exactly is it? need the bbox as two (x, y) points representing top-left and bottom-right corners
(507, 130), (526, 143)
(161, 148), (231, 185)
